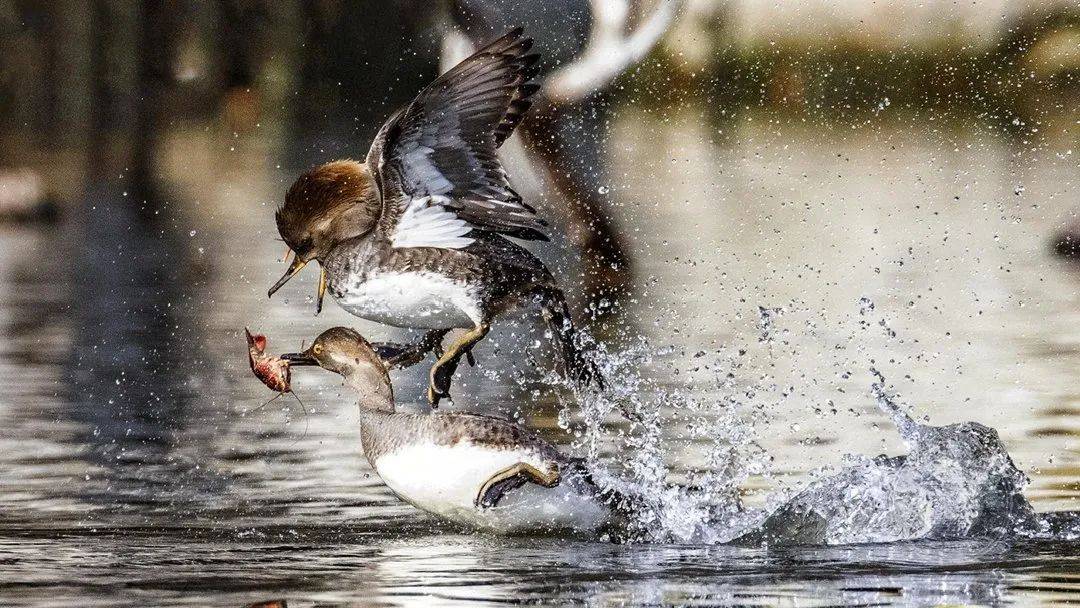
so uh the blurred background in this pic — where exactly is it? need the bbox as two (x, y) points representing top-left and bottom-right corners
(0, 0), (1078, 604)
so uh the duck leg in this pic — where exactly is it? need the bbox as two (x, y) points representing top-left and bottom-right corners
(475, 462), (561, 509)
(427, 323), (490, 407)
(373, 329), (449, 370)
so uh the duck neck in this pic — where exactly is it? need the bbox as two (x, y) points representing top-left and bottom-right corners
(341, 365), (395, 414)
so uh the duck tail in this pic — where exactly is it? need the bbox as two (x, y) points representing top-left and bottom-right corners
(538, 286), (604, 390)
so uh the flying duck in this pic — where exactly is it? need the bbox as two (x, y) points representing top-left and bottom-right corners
(268, 28), (601, 407)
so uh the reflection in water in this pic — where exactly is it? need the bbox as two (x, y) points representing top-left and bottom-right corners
(64, 182), (227, 520)
(0, 112), (1079, 605)
(3, 529), (1079, 607)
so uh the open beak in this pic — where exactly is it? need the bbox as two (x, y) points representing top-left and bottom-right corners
(281, 350), (319, 366)
(267, 252), (327, 315)
(267, 255), (307, 298)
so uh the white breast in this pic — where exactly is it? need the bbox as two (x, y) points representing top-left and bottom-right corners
(373, 442), (609, 534)
(334, 270), (480, 329)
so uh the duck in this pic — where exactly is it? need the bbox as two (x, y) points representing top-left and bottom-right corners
(267, 28), (601, 407)
(281, 326), (616, 535)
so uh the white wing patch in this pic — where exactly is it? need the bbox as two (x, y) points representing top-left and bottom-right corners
(391, 195), (475, 249)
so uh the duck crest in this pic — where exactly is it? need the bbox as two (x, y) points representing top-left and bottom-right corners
(276, 160), (380, 257)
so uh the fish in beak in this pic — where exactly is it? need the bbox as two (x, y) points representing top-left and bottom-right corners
(246, 328), (292, 393)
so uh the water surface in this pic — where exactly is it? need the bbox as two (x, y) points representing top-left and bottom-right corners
(1, 111), (1078, 606)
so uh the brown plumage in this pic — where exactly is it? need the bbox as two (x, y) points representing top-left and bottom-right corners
(275, 160), (380, 262)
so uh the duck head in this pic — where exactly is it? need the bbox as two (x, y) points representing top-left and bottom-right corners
(282, 326), (394, 411)
(268, 160), (380, 311)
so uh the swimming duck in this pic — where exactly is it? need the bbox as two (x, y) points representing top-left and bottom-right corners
(267, 28), (600, 407)
(281, 326), (614, 534)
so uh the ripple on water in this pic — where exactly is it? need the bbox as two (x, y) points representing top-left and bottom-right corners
(2, 115), (1080, 605)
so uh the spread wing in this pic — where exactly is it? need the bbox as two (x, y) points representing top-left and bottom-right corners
(366, 28), (546, 249)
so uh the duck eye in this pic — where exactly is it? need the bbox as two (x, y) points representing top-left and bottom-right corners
(312, 344), (323, 356)
(297, 237), (314, 256)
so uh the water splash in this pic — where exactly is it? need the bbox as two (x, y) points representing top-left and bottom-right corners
(536, 328), (771, 543)
(739, 369), (1052, 545)
(869, 367), (920, 442)
(529, 302), (1080, 546)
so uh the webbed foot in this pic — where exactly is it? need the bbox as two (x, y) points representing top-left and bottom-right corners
(374, 329), (449, 370)
(427, 360), (458, 408)
(476, 462), (560, 508)
(425, 323), (489, 408)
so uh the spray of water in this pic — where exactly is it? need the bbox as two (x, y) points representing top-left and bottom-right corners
(518, 297), (1080, 545)
(521, 326), (772, 542)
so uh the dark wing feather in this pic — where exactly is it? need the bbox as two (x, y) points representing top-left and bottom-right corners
(368, 28), (547, 246)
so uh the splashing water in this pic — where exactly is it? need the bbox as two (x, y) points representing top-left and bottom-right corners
(530, 310), (1080, 546)
(534, 328), (772, 543)
(739, 370), (1055, 545)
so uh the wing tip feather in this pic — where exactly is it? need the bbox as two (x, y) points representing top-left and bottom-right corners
(375, 26), (549, 245)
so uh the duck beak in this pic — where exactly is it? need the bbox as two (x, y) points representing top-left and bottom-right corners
(268, 255), (307, 298)
(316, 266), (327, 314)
(281, 350), (318, 366)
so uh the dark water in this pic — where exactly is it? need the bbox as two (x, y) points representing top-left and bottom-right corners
(1, 113), (1078, 606)
(4, 530), (1080, 606)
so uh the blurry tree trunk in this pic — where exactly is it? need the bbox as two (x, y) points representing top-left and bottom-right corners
(289, 0), (435, 166)
(217, 0), (257, 89)
(39, 3), (62, 150)
(130, 0), (178, 212)
(294, 0), (337, 128)
(216, 0), (267, 131)
(86, 0), (114, 183)
(7, 1), (63, 148)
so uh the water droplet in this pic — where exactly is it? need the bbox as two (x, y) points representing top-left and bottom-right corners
(858, 297), (875, 315)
